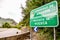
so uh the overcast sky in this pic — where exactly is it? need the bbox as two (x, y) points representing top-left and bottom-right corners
(0, 0), (26, 23)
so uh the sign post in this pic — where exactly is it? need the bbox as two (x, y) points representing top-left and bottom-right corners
(54, 27), (56, 40)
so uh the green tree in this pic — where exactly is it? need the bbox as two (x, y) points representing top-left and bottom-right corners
(19, 0), (54, 26)
(2, 22), (11, 28)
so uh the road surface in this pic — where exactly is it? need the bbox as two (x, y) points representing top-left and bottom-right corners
(0, 28), (21, 38)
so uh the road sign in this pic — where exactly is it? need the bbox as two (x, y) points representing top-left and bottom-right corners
(34, 27), (38, 32)
(30, 1), (59, 27)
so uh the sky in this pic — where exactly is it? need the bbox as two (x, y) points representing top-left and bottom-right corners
(0, 0), (26, 23)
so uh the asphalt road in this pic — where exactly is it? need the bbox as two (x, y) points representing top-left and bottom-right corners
(0, 28), (21, 38)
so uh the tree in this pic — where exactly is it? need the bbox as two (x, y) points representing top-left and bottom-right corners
(2, 22), (11, 28)
(19, 0), (54, 26)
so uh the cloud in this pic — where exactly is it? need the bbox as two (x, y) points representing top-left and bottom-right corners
(0, 0), (26, 23)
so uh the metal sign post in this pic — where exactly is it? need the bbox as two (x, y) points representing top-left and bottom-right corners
(54, 27), (56, 40)
(54, 0), (56, 39)
(30, 28), (33, 40)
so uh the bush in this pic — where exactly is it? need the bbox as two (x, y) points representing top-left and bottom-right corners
(2, 22), (11, 28)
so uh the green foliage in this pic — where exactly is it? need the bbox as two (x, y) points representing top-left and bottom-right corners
(38, 31), (53, 40)
(20, 0), (60, 40)
(2, 22), (11, 28)
(20, 0), (55, 26)
(37, 28), (53, 40)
